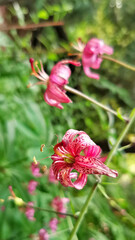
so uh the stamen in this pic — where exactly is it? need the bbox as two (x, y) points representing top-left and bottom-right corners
(41, 165), (47, 173)
(54, 143), (65, 157)
(33, 156), (38, 165)
(40, 144), (45, 152)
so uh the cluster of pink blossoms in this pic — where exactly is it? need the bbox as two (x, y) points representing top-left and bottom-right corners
(51, 129), (118, 190)
(29, 38), (113, 109)
(51, 196), (69, 218)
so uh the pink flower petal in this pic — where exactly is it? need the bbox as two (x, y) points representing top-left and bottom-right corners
(39, 228), (49, 240)
(27, 180), (38, 195)
(59, 166), (87, 190)
(51, 196), (69, 218)
(49, 218), (58, 232)
(82, 38), (113, 79)
(74, 156), (118, 178)
(25, 202), (35, 221)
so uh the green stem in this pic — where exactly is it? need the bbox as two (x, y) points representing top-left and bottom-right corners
(106, 110), (135, 165)
(68, 182), (98, 240)
(68, 110), (135, 240)
(102, 55), (135, 72)
(118, 143), (133, 152)
(65, 86), (129, 122)
(25, 204), (77, 219)
(98, 185), (135, 225)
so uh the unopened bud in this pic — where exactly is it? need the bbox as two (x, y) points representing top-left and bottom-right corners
(14, 197), (25, 207)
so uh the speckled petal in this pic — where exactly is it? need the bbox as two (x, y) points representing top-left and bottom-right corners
(74, 156), (118, 178)
(59, 166), (87, 190)
(62, 129), (94, 156)
(84, 145), (101, 158)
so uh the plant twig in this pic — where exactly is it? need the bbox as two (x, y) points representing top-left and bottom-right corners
(0, 21), (64, 31)
(101, 55), (135, 72)
(26, 204), (77, 219)
(65, 85), (129, 122)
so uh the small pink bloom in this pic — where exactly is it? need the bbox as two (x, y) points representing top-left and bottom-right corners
(25, 202), (35, 221)
(51, 129), (118, 190)
(82, 38), (113, 79)
(39, 228), (49, 240)
(28, 180), (38, 195)
(51, 196), (69, 218)
(49, 218), (58, 232)
(29, 59), (81, 109)
(48, 166), (58, 184)
(31, 162), (42, 177)
(1, 206), (5, 211)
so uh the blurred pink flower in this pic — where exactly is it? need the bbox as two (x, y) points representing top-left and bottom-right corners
(82, 38), (113, 79)
(31, 162), (42, 177)
(28, 180), (38, 195)
(25, 202), (35, 221)
(49, 218), (58, 232)
(39, 228), (49, 240)
(1, 206), (5, 211)
(51, 129), (118, 190)
(51, 197), (69, 218)
(29, 58), (81, 109)
(48, 166), (58, 184)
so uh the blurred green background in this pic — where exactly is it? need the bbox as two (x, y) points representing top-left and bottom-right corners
(0, 0), (135, 239)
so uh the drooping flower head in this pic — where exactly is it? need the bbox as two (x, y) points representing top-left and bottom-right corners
(51, 196), (69, 218)
(27, 180), (38, 195)
(29, 58), (81, 109)
(51, 129), (118, 190)
(38, 228), (49, 240)
(72, 38), (113, 80)
(25, 201), (35, 221)
(49, 218), (58, 232)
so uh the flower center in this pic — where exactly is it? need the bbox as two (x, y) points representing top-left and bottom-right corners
(64, 154), (75, 164)
(54, 143), (75, 164)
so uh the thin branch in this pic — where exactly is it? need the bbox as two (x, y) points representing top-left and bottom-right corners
(65, 85), (129, 122)
(101, 55), (135, 72)
(0, 21), (64, 31)
(25, 204), (77, 219)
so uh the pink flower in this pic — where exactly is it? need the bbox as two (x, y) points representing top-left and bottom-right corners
(29, 58), (81, 109)
(1, 206), (5, 211)
(51, 197), (69, 218)
(25, 202), (35, 221)
(51, 129), (118, 190)
(82, 38), (113, 79)
(48, 166), (58, 184)
(31, 162), (42, 177)
(49, 218), (58, 232)
(39, 228), (49, 240)
(28, 180), (38, 195)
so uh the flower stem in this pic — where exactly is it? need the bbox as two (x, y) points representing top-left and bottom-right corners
(106, 109), (135, 165)
(65, 85), (129, 122)
(25, 204), (77, 219)
(68, 109), (135, 240)
(101, 55), (135, 72)
(68, 182), (98, 240)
